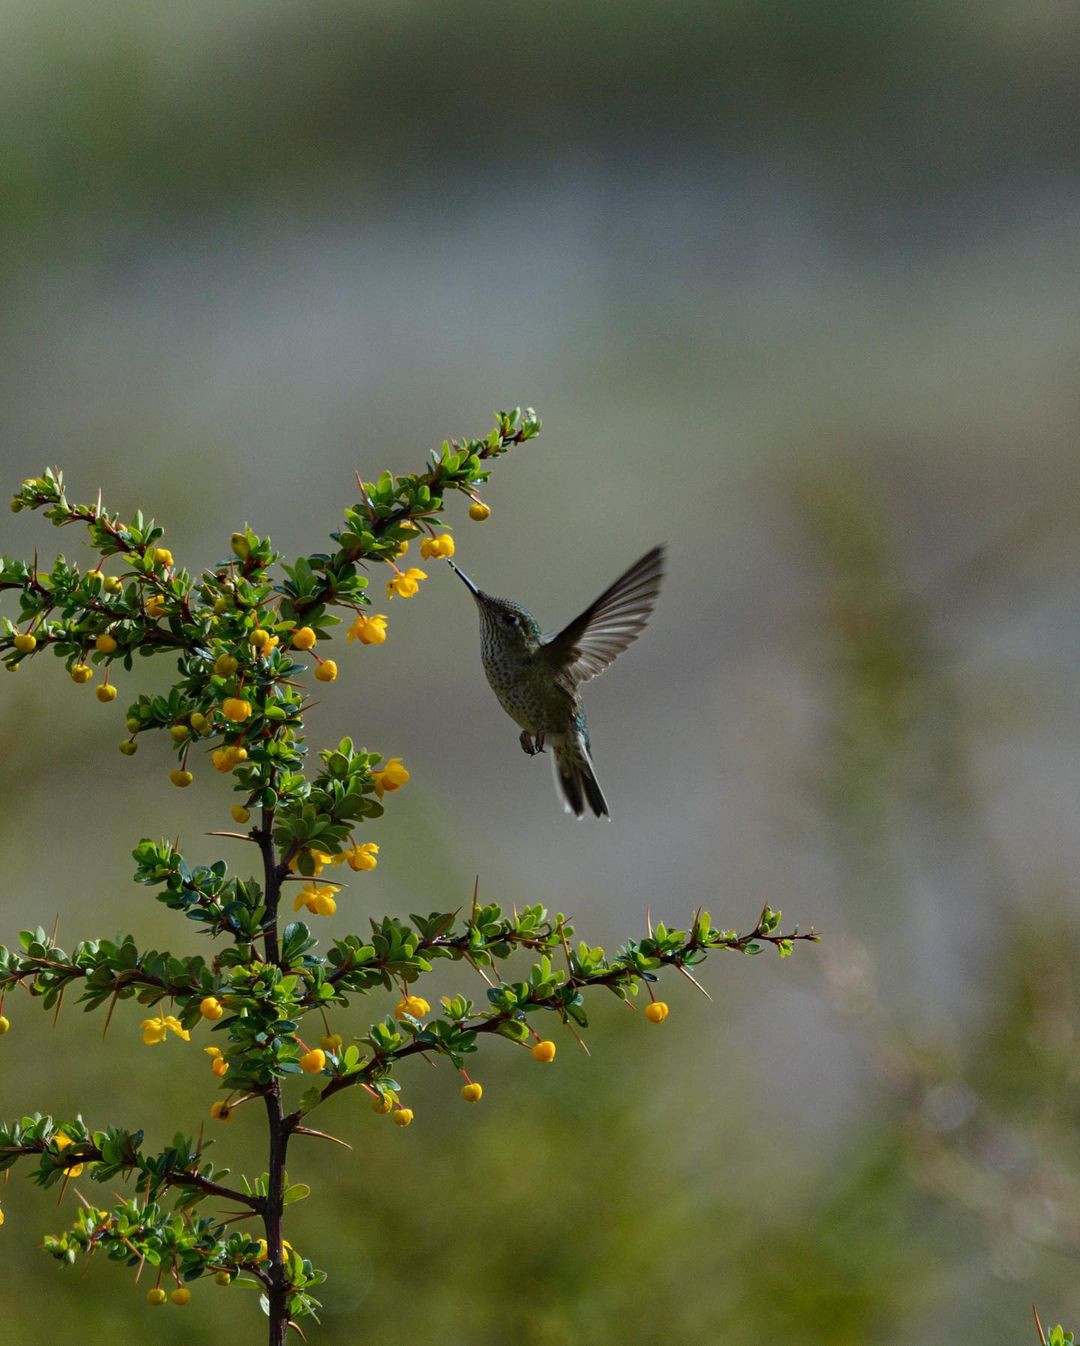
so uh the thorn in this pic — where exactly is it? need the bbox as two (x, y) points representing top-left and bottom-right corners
(646, 907), (653, 939)
(292, 1126), (353, 1151)
(564, 1020), (591, 1056)
(102, 988), (121, 1040)
(1033, 1305), (1047, 1346)
(464, 953), (495, 988)
(95, 487), (102, 516)
(676, 964), (713, 1001)
(470, 876), (480, 924)
(49, 913), (60, 946)
(51, 984), (66, 1029)
(288, 1320), (309, 1342)
(205, 831), (257, 841)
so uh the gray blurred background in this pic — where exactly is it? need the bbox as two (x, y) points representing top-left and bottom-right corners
(3, 1), (1080, 1341)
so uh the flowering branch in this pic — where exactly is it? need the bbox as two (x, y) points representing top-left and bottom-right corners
(0, 408), (818, 1342)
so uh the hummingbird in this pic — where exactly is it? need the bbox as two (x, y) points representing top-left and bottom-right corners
(448, 544), (665, 818)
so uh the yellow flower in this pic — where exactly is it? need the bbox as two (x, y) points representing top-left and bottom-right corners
(419, 534), (455, 560)
(395, 995), (430, 1020)
(249, 628), (272, 650)
(385, 568), (427, 600)
(170, 1288), (191, 1305)
(372, 757), (409, 798)
(231, 804), (251, 824)
(190, 711), (210, 734)
(339, 841), (379, 872)
(292, 883), (339, 917)
(13, 632), (36, 653)
(213, 653), (238, 676)
(395, 539), (410, 558)
(95, 684), (117, 703)
(292, 626), (317, 650)
(210, 1101), (232, 1122)
(170, 769), (194, 788)
(145, 595), (167, 618)
(95, 633), (117, 653)
(211, 745), (247, 773)
(53, 1133), (84, 1177)
(199, 996), (225, 1021)
(644, 1001), (669, 1024)
(531, 1039), (557, 1063)
(300, 1048), (326, 1073)
(370, 1091), (396, 1114)
(147, 1288), (167, 1306)
(315, 659), (338, 682)
(70, 664), (93, 684)
(103, 575), (122, 594)
(221, 697), (252, 723)
(392, 1108), (414, 1128)
(346, 613), (388, 646)
(152, 548), (174, 568)
(461, 1082), (483, 1103)
(468, 501), (491, 522)
(204, 1046), (229, 1077)
(141, 1014), (191, 1046)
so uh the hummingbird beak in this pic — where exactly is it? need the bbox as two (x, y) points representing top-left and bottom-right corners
(447, 558), (482, 600)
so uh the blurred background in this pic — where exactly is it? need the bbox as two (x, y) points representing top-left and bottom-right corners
(3, 1), (1080, 1341)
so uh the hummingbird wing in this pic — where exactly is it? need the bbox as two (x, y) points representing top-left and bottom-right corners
(541, 544), (665, 688)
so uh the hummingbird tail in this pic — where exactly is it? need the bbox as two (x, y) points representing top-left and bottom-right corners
(551, 733), (610, 820)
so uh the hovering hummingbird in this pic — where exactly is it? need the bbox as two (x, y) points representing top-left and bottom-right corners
(448, 545), (665, 818)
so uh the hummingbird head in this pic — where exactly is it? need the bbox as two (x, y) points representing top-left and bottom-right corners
(448, 560), (542, 651)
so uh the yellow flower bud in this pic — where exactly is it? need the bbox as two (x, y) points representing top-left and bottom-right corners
(231, 804), (251, 824)
(468, 501), (491, 521)
(95, 684), (118, 703)
(644, 1001), (669, 1024)
(126, 716), (140, 732)
(200, 996), (225, 1021)
(300, 1048), (326, 1073)
(213, 595), (229, 615)
(315, 659), (338, 682)
(215, 1271), (232, 1286)
(169, 724), (190, 741)
(152, 548), (173, 568)
(461, 1082), (483, 1103)
(13, 633), (36, 653)
(147, 1287), (167, 1306)
(222, 696), (252, 723)
(214, 653), (238, 676)
(531, 1040), (557, 1064)
(292, 626), (317, 650)
(103, 575), (122, 594)
(320, 1033), (344, 1053)
(95, 633), (117, 653)
(170, 769), (194, 788)
(392, 1108), (414, 1128)
(190, 712), (210, 734)
(370, 1092), (395, 1114)
(0, 1016), (10, 1034)
(170, 1287), (191, 1305)
(70, 664), (93, 684)
(119, 739), (138, 756)
(249, 628), (271, 650)
(230, 533), (250, 560)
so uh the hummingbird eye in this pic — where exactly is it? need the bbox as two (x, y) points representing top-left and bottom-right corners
(501, 613), (517, 627)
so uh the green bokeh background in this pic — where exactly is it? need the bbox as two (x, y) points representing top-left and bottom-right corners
(3, 2), (1080, 1341)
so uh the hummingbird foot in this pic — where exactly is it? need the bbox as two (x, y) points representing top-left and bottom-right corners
(518, 729), (546, 756)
